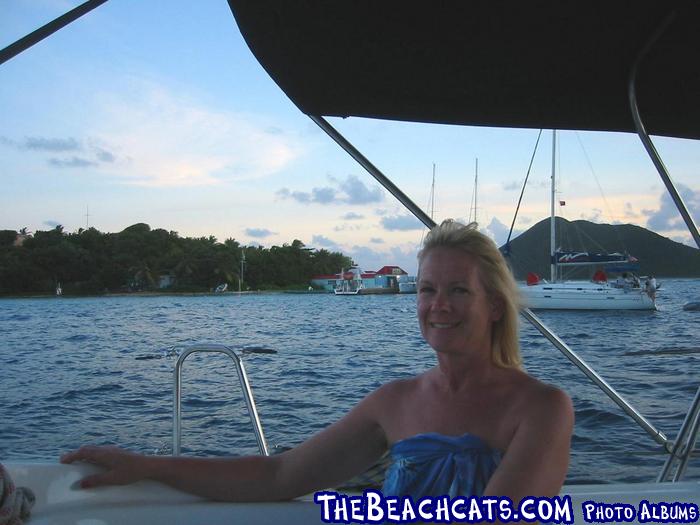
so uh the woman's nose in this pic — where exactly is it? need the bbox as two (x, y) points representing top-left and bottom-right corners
(430, 290), (451, 311)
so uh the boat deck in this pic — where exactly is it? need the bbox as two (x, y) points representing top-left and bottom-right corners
(7, 462), (699, 524)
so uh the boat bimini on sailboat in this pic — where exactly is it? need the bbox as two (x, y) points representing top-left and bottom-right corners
(519, 131), (656, 310)
(2, 1), (699, 523)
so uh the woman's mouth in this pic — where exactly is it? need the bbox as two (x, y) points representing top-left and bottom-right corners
(429, 322), (461, 329)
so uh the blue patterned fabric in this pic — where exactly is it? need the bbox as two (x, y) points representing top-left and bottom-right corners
(382, 432), (501, 498)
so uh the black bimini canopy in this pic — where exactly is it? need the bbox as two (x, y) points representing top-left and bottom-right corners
(227, 1), (699, 140)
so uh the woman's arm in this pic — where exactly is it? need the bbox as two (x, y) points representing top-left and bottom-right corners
(61, 386), (390, 502)
(484, 385), (574, 501)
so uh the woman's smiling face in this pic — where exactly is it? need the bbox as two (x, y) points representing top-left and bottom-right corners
(417, 246), (501, 356)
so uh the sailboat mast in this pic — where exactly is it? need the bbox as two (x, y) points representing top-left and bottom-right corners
(550, 130), (557, 282)
(430, 163), (436, 220)
(474, 158), (478, 225)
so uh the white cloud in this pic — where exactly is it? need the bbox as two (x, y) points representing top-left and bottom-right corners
(483, 217), (521, 247)
(91, 81), (304, 187)
(245, 228), (276, 238)
(278, 175), (384, 206)
(311, 235), (339, 249)
(380, 214), (424, 231)
(347, 244), (418, 275)
(643, 185), (700, 233)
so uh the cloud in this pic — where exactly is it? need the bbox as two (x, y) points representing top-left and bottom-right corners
(643, 185), (700, 233)
(87, 81), (304, 187)
(484, 217), (521, 247)
(277, 175), (384, 206)
(580, 208), (603, 222)
(502, 181), (521, 191)
(311, 235), (339, 249)
(312, 187), (337, 204)
(43, 220), (62, 228)
(380, 214), (424, 231)
(337, 174), (384, 204)
(342, 212), (364, 220)
(95, 148), (116, 163)
(48, 156), (98, 168)
(333, 224), (362, 232)
(624, 202), (639, 219)
(370, 237), (384, 244)
(245, 228), (276, 238)
(5, 134), (122, 168)
(24, 137), (80, 152)
(346, 244), (418, 275)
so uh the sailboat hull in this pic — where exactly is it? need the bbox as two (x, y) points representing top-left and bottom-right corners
(520, 281), (656, 310)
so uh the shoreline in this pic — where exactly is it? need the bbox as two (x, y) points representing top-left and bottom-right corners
(0, 289), (332, 300)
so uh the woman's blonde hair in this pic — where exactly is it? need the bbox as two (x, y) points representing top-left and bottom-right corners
(418, 219), (522, 368)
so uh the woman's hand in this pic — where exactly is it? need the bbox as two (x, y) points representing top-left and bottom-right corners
(60, 445), (152, 489)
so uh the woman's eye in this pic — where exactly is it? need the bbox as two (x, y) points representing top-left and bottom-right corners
(419, 286), (434, 294)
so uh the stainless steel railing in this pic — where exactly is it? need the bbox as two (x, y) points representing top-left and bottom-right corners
(173, 344), (270, 456)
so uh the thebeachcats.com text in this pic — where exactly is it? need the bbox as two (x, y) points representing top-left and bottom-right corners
(314, 491), (700, 523)
(314, 490), (574, 523)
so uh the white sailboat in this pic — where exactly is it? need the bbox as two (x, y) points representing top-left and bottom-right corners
(519, 131), (656, 311)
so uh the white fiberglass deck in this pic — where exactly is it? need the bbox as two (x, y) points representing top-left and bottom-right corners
(520, 281), (656, 310)
(7, 462), (699, 525)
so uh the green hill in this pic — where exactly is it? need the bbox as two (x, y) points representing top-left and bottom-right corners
(502, 217), (700, 279)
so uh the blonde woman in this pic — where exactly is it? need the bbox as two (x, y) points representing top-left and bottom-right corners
(63, 220), (573, 505)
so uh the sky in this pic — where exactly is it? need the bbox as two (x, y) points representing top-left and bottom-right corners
(2, 1), (698, 276)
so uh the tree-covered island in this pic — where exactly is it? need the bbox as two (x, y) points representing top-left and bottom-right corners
(0, 224), (352, 296)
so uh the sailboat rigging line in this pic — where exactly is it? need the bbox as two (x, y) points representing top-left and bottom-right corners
(628, 10), (700, 250)
(505, 129), (543, 251)
(309, 115), (436, 229)
(0, 0), (109, 66)
(574, 133), (620, 244)
(658, 385), (700, 482)
(521, 309), (670, 450)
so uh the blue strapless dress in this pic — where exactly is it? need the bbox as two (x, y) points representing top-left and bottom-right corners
(382, 432), (501, 498)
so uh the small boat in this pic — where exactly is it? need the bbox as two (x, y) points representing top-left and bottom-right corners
(333, 267), (364, 295)
(214, 283), (228, 293)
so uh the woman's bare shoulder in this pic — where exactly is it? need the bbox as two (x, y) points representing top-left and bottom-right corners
(509, 371), (574, 429)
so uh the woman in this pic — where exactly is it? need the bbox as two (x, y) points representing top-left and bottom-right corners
(61, 220), (573, 504)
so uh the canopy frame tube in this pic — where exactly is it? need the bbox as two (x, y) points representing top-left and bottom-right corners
(627, 11), (700, 250)
(0, 0), (109, 66)
(310, 114), (671, 450)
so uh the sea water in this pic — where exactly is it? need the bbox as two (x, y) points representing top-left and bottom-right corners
(1, 279), (698, 484)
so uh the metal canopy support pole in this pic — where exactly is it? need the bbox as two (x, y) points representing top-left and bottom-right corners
(311, 113), (670, 449)
(627, 10), (700, 483)
(657, 385), (700, 482)
(309, 115), (436, 229)
(0, 0), (109, 66)
(627, 11), (700, 250)
(521, 309), (669, 448)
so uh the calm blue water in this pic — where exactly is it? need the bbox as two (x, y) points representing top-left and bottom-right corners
(1, 280), (699, 485)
